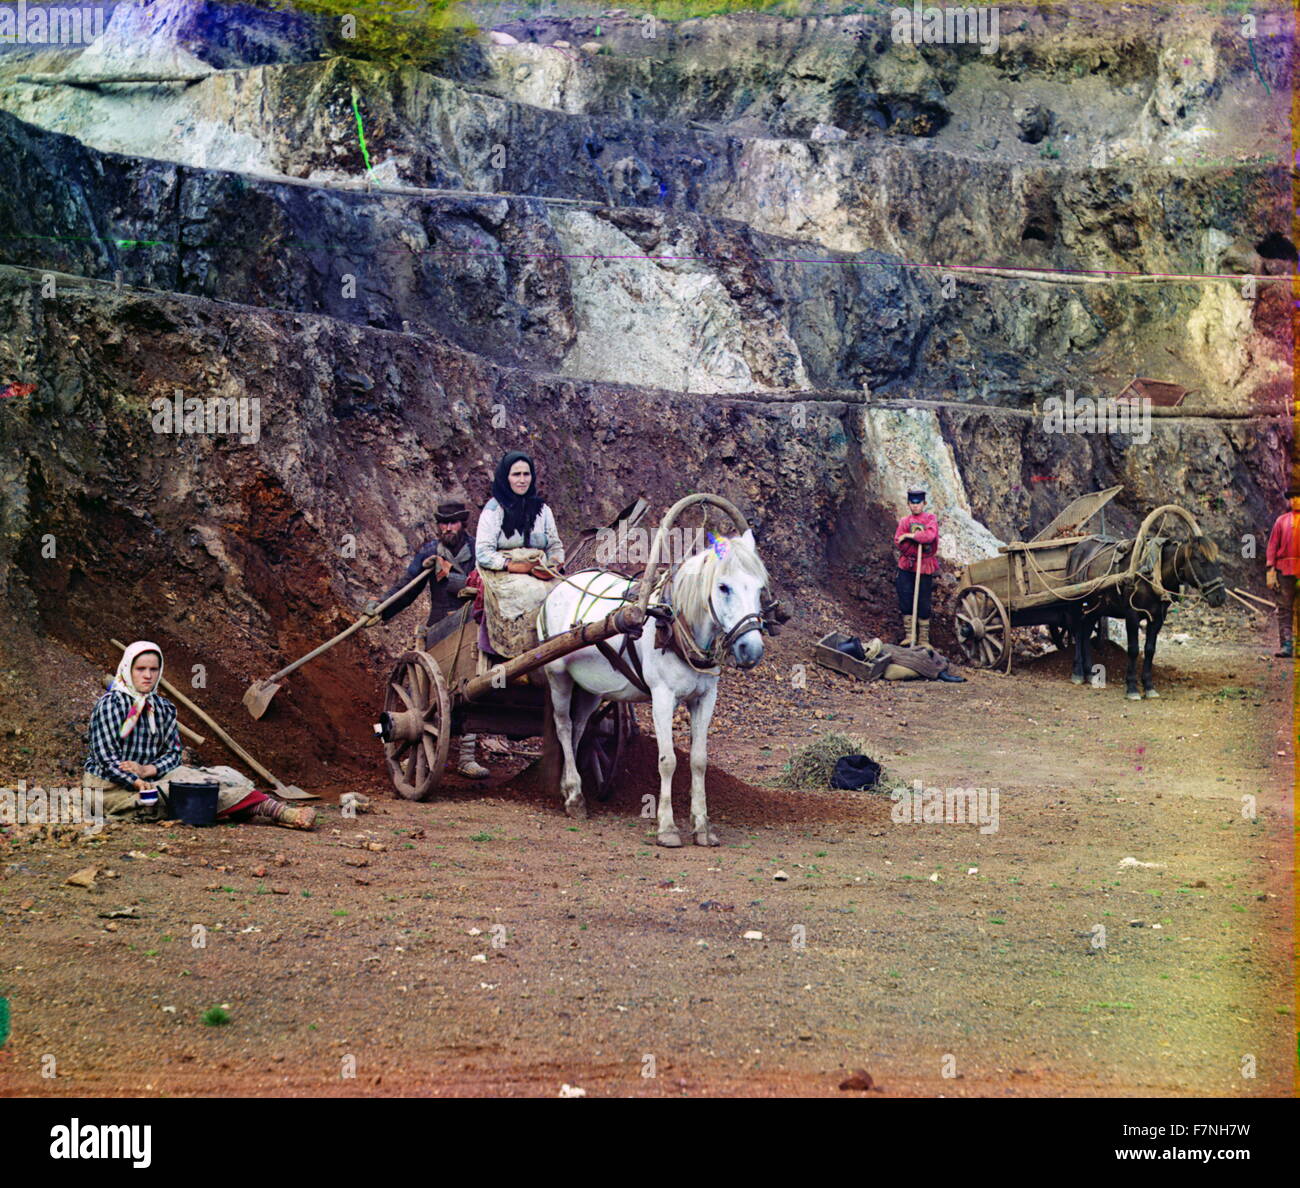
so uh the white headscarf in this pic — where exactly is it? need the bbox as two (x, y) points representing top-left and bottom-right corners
(111, 640), (164, 739)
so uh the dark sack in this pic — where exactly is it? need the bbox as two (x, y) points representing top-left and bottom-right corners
(834, 636), (867, 662)
(830, 755), (882, 790)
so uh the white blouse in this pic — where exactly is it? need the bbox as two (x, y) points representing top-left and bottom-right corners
(475, 498), (565, 570)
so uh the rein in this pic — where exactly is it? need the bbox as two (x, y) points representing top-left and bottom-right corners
(544, 544), (774, 678)
(657, 570), (772, 672)
(1174, 540), (1224, 600)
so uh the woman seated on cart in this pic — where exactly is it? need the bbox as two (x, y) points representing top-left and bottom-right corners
(84, 640), (316, 829)
(473, 451), (566, 661)
(475, 450), (565, 576)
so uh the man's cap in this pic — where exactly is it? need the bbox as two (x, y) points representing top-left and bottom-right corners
(435, 499), (469, 523)
(907, 487), (926, 501)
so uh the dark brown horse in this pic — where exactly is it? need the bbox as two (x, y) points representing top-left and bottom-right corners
(1064, 534), (1226, 699)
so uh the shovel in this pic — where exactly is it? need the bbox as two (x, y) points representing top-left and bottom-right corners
(243, 567), (435, 719)
(908, 539), (924, 647)
(110, 640), (315, 801)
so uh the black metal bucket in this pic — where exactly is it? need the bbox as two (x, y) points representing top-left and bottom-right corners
(168, 780), (219, 827)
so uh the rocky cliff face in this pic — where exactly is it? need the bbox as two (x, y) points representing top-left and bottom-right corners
(0, 0), (1291, 777)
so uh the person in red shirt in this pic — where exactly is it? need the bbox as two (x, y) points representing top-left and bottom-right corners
(1265, 484), (1300, 656)
(894, 487), (939, 646)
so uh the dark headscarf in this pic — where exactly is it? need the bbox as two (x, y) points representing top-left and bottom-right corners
(491, 450), (544, 545)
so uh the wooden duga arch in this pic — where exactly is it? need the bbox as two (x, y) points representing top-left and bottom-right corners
(637, 493), (753, 612)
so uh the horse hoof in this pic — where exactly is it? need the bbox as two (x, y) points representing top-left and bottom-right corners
(694, 829), (720, 847)
(1070, 674), (1084, 686)
(1144, 688), (1160, 699)
(1126, 691), (1141, 701)
(564, 798), (588, 820)
(657, 830), (683, 848)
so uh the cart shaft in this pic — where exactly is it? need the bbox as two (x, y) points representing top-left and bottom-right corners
(457, 605), (647, 702)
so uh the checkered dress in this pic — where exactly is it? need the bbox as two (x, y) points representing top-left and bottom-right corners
(84, 690), (183, 789)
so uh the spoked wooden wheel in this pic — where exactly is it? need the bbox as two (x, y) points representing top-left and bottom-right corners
(579, 701), (637, 802)
(953, 585), (1010, 671)
(383, 651), (451, 801)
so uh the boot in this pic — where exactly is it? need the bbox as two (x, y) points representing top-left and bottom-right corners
(276, 805), (317, 831)
(899, 615), (914, 646)
(1276, 637), (1293, 659)
(457, 733), (489, 780)
(918, 619), (931, 648)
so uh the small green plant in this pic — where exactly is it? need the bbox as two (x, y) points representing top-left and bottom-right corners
(1039, 141), (1061, 160)
(470, 831), (494, 842)
(201, 1006), (231, 1027)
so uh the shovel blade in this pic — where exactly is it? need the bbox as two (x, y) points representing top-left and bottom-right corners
(242, 679), (281, 720)
(272, 784), (318, 801)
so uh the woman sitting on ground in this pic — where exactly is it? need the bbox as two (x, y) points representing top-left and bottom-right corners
(475, 450), (565, 574)
(83, 640), (315, 830)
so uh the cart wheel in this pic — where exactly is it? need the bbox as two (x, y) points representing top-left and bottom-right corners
(953, 585), (1010, 671)
(579, 701), (637, 802)
(383, 651), (451, 801)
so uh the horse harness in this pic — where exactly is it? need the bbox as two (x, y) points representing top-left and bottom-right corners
(1073, 535), (1219, 619)
(1173, 540), (1223, 602)
(560, 566), (781, 695)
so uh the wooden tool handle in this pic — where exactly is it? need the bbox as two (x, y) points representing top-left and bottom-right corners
(111, 640), (280, 787)
(262, 568), (436, 685)
(909, 546), (923, 646)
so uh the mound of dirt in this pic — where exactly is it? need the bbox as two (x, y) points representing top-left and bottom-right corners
(510, 731), (888, 830)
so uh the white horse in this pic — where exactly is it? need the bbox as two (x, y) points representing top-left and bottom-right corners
(537, 530), (769, 847)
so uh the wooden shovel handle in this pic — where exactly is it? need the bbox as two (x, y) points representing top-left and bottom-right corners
(260, 567), (435, 685)
(111, 640), (281, 788)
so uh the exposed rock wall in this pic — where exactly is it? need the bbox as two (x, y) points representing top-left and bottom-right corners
(1, 107), (1287, 410)
(0, 1), (1290, 775)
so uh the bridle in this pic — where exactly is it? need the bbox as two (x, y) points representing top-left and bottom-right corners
(656, 572), (774, 671)
(1173, 539), (1224, 601)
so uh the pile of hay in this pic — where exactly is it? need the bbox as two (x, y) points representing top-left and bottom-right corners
(778, 731), (898, 792)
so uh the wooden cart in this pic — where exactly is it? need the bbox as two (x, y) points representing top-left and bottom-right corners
(377, 591), (643, 803)
(376, 493), (754, 802)
(951, 487), (1203, 673)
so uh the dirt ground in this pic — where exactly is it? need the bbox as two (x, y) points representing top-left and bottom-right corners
(0, 603), (1293, 1098)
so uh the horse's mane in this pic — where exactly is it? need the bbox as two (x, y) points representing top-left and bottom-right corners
(673, 534), (768, 628)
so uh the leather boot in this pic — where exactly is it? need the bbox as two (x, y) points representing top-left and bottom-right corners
(918, 619), (931, 647)
(899, 615), (913, 646)
(457, 733), (489, 779)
